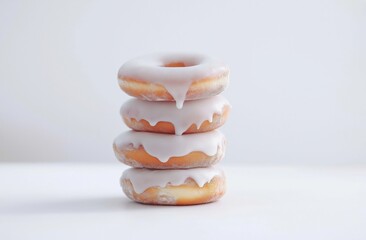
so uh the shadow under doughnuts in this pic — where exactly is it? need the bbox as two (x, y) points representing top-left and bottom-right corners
(0, 195), (215, 215)
(0, 196), (151, 215)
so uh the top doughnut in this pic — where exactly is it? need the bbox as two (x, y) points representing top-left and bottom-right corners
(118, 53), (229, 109)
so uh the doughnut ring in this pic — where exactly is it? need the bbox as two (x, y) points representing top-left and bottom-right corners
(120, 95), (231, 135)
(118, 53), (229, 109)
(113, 130), (226, 169)
(121, 167), (226, 205)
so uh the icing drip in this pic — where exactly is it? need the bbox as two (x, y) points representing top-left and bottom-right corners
(121, 95), (231, 135)
(114, 130), (226, 163)
(122, 167), (224, 194)
(162, 81), (191, 109)
(118, 53), (229, 109)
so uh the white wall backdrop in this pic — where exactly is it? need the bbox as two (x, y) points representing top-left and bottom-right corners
(0, 0), (365, 163)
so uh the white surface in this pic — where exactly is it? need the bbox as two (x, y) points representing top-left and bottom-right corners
(1, 163), (365, 240)
(1, 0), (366, 164)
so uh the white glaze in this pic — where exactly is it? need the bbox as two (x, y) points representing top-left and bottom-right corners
(118, 53), (229, 109)
(121, 167), (224, 194)
(120, 95), (231, 135)
(113, 130), (226, 163)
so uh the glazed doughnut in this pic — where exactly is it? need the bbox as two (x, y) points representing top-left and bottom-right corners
(118, 53), (229, 109)
(121, 167), (226, 205)
(113, 130), (226, 169)
(121, 95), (231, 135)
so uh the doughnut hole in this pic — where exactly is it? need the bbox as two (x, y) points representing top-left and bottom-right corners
(163, 62), (196, 67)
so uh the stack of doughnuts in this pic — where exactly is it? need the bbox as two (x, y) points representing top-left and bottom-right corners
(113, 53), (231, 205)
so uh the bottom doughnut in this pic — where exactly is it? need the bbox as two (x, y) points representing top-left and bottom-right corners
(121, 167), (226, 205)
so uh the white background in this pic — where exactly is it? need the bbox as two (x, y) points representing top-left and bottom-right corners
(1, 0), (365, 164)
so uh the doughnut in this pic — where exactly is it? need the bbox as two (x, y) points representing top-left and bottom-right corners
(118, 53), (229, 109)
(121, 167), (226, 205)
(120, 95), (231, 135)
(113, 130), (226, 169)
